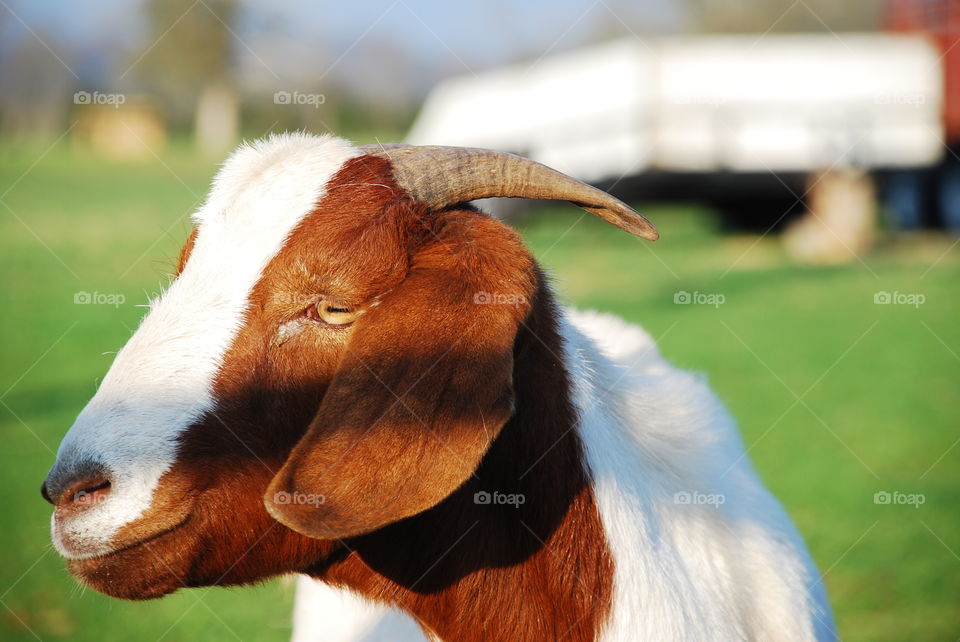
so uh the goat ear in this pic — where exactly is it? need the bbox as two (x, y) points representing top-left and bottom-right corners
(265, 211), (536, 539)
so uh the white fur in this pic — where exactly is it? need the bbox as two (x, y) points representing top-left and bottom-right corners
(562, 308), (835, 641)
(291, 307), (835, 641)
(50, 133), (359, 558)
(292, 576), (429, 642)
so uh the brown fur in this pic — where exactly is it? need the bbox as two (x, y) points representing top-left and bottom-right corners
(175, 227), (198, 275)
(65, 156), (614, 640)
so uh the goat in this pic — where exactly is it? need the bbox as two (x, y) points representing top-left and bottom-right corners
(42, 132), (835, 641)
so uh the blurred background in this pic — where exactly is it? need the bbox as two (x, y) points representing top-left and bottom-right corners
(1, 0), (957, 640)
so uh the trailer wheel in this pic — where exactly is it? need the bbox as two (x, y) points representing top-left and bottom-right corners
(783, 169), (876, 264)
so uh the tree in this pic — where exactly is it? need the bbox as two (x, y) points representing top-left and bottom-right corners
(138, 0), (239, 155)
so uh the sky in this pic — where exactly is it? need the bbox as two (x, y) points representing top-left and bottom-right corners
(0, 0), (688, 93)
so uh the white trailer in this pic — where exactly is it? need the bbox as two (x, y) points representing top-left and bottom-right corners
(407, 35), (945, 261)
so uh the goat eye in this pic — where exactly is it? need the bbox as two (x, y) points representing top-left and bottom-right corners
(307, 300), (357, 327)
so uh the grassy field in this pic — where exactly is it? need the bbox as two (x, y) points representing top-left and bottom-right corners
(1, 141), (958, 641)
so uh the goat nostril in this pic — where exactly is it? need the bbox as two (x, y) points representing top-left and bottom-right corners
(40, 482), (53, 505)
(57, 476), (112, 511)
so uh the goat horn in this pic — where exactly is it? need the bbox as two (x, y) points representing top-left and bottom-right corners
(360, 144), (658, 241)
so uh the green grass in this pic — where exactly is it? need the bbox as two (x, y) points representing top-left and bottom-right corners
(1, 141), (958, 641)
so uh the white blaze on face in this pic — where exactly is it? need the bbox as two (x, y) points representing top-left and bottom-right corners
(51, 133), (359, 558)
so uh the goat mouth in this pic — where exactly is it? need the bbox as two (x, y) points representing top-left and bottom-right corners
(103, 514), (192, 558)
(58, 510), (193, 560)
(66, 515), (195, 599)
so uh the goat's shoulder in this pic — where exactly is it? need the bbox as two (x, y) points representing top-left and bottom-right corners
(560, 305), (739, 462)
(560, 306), (834, 641)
